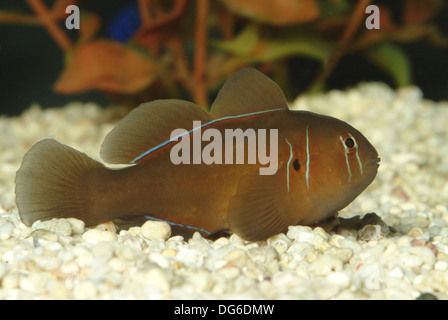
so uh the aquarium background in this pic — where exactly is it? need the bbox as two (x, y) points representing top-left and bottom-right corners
(0, 0), (447, 116)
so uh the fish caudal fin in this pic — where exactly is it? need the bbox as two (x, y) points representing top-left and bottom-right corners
(15, 139), (104, 226)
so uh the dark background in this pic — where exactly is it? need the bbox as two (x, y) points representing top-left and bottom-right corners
(0, 0), (447, 116)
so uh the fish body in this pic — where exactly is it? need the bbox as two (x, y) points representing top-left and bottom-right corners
(15, 68), (380, 241)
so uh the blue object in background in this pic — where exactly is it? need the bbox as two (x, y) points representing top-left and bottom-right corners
(107, 2), (142, 43)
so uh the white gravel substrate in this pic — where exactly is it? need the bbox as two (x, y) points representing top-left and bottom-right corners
(1, 82), (447, 299)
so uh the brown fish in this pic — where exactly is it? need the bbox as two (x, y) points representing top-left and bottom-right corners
(15, 68), (380, 241)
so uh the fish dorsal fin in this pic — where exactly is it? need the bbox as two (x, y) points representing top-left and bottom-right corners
(100, 99), (212, 164)
(228, 166), (299, 241)
(210, 68), (289, 117)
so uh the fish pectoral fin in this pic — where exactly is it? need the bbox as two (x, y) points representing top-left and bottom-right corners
(228, 168), (298, 242)
(100, 99), (213, 164)
(210, 68), (289, 118)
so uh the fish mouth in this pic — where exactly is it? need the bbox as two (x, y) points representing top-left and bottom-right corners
(364, 157), (381, 168)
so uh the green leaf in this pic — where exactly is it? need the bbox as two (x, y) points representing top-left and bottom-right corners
(211, 24), (259, 56)
(364, 43), (411, 87)
(213, 25), (332, 64)
(254, 36), (332, 62)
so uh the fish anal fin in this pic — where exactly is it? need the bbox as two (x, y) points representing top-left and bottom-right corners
(100, 99), (213, 164)
(228, 167), (299, 242)
(210, 68), (289, 118)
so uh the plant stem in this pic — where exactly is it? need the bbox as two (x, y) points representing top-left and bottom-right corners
(27, 0), (72, 51)
(138, 0), (152, 24)
(193, 0), (209, 109)
(340, 0), (372, 46)
(138, 0), (162, 56)
(51, 0), (77, 20)
(312, 0), (371, 89)
(137, 0), (187, 35)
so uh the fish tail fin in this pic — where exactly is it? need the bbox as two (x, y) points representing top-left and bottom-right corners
(15, 139), (105, 227)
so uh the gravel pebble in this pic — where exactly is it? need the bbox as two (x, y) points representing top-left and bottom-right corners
(0, 223), (14, 240)
(82, 229), (118, 243)
(1, 83), (448, 299)
(141, 220), (172, 240)
(32, 219), (73, 237)
(359, 224), (384, 241)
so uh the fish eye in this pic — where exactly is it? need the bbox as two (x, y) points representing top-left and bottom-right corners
(339, 133), (357, 152)
(344, 137), (355, 149)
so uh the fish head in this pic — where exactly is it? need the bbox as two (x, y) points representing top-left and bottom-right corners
(295, 113), (380, 220)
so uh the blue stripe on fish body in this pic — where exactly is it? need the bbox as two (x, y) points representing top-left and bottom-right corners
(144, 216), (212, 235)
(131, 108), (286, 163)
(285, 138), (293, 193)
(339, 133), (363, 184)
(349, 132), (364, 177)
(305, 125), (310, 189)
(339, 135), (352, 183)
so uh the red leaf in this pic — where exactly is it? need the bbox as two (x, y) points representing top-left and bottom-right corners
(220, 0), (319, 25)
(403, 0), (441, 25)
(79, 12), (101, 42)
(54, 40), (161, 94)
